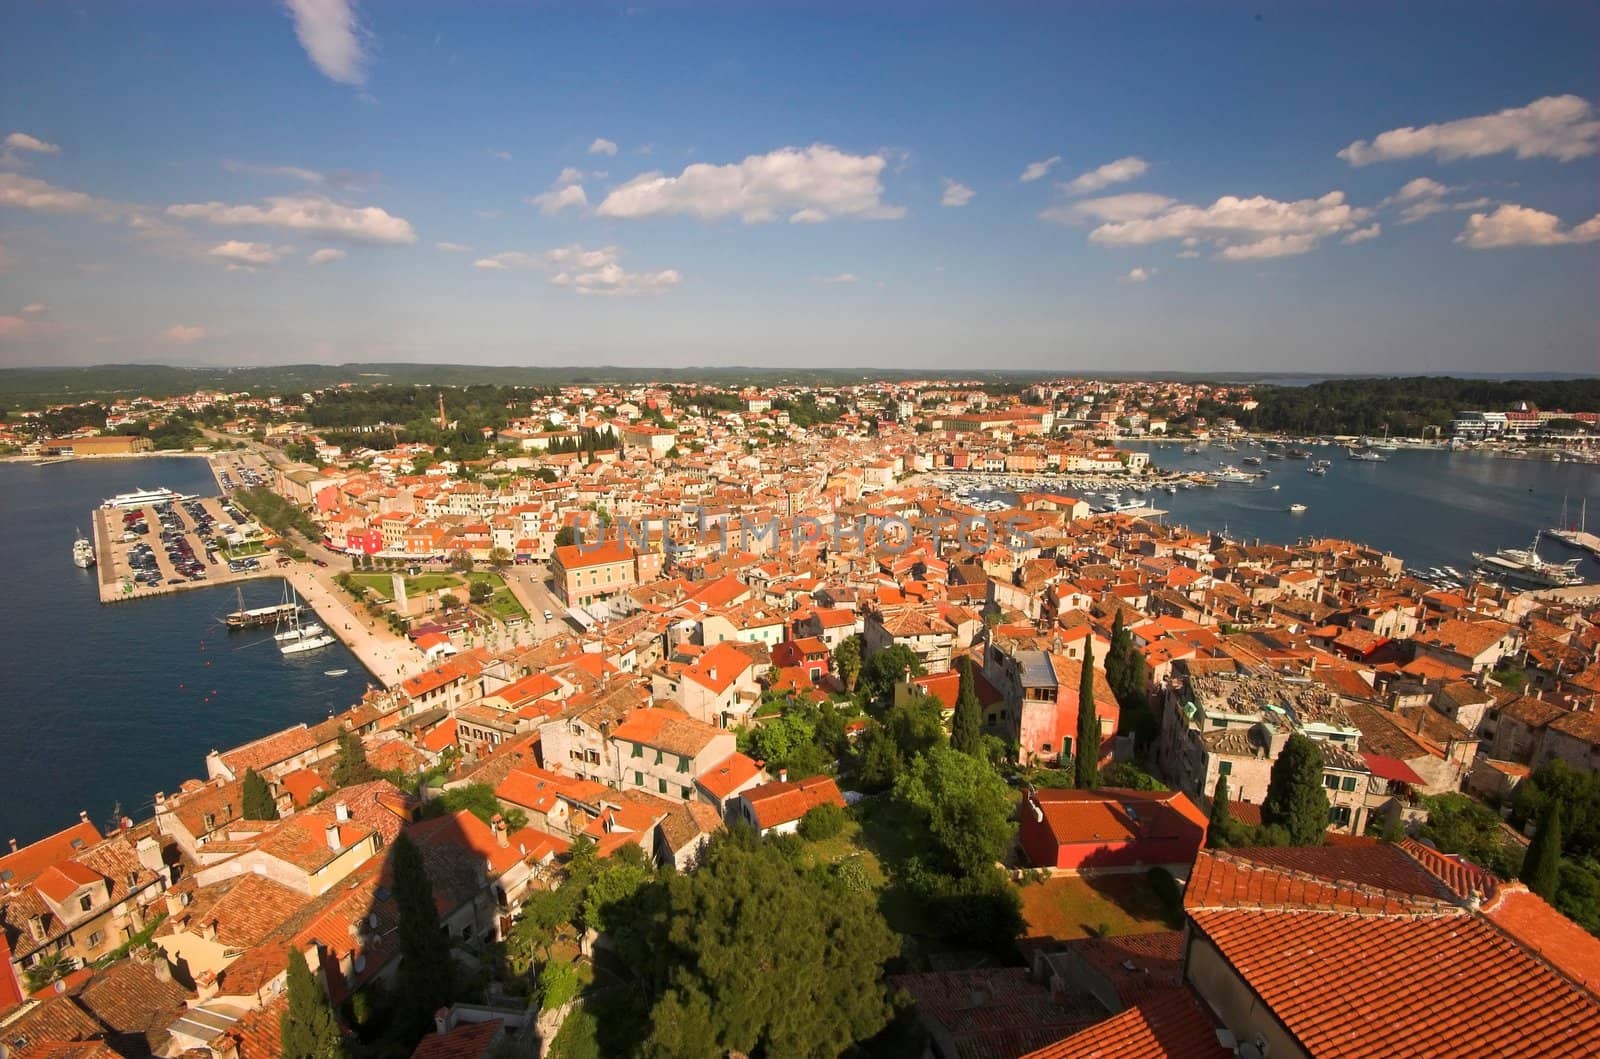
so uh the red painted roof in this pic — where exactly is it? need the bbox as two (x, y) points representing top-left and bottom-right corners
(1359, 752), (1427, 786)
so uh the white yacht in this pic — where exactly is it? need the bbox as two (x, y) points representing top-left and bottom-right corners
(72, 529), (96, 568)
(101, 487), (193, 509)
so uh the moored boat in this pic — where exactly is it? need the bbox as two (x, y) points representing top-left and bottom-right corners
(72, 529), (96, 568)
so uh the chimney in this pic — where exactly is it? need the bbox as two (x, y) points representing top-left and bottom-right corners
(164, 890), (186, 917)
(195, 969), (219, 1002)
(28, 915), (47, 941)
(78, 810), (89, 823)
(326, 825), (342, 851)
(202, 918), (218, 942)
(7, 838), (15, 853)
(212, 1036), (240, 1059)
(778, 768), (789, 783)
(434, 1007), (450, 1035)
(335, 802), (350, 823)
(136, 836), (164, 874)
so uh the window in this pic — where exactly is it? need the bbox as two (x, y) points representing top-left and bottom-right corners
(655, 749), (664, 766)
(682, 786), (693, 799)
(634, 771), (644, 786)
(79, 895), (93, 912)
(87, 930), (103, 948)
(677, 755), (691, 773)
(1341, 776), (1358, 792)
(1218, 761), (1232, 777)
(1328, 806), (1352, 827)
(658, 778), (668, 794)
(1323, 774), (1340, 789)
(1042, 743), (1053, 754)
(631, 743), (643, 758)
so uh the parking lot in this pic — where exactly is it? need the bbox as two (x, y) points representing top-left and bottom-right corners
(96, 493), (276, 602)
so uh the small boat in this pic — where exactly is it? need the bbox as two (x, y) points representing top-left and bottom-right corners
(1288, 503), (1307, 514)
(274, 622), (326, 642)
(72, 529), (96, 569)
(1241, 456), (1262, 466)
(324, 668), (350, 677)
(1269, 484), (1280, 491)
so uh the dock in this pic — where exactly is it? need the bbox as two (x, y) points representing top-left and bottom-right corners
(93, 497), (276, 604)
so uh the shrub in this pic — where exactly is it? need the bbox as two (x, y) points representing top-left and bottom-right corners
(536, 959), (581, 1012)
(1147, 866), (1183, 928)
(799, 802), (847, 841)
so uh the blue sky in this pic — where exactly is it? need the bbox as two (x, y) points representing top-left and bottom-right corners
(2, 2), (1597, 373)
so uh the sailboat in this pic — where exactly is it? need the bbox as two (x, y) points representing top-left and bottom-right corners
(277, 585), (336, 655)
(1544, 497), (1600, 559)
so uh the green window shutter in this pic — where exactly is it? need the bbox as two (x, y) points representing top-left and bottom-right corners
(631, 743), (643, 758)
(677, 755), (690, 773)
(634, 771), (643, 785)
(1218, 760), (1232, 777)
(658, 778), (667, 794)
(655, 749), (664, 765)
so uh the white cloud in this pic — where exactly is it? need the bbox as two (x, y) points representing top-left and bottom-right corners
(0, 171), (107, 215)
(1043, 192), (1176, 225)
(435, 241), (472, 252)
(475, 244), (680, 295)
(308, 247), (346, 264)
(1019, 155), (1060, 183)
(1124, 266), (1154, 283)
(589, 138), (619, 156)
(283, 0), (368, 86)
(1069, 190), (1369, 261)
(815, 273), (859, 284)
(556, 166), (587, 185)
(4, 132), (60, 155)
(222, 160), (324, 184)
(1375, 177), (1492, 224)
(1339, 94), (1600, 166)
(1343, 223), (1382, 245)
(162, 324), (208, 344)
(596, 144), (904, 224)
(208, 240), (288, 268)
(167, 195), (416, 245)
(940, 180), (975, 208)
(21, 302), (47, 314)
(1062, 156), (1148, 196)
(1456, 204), (1600, 249)
(527, 182), (588, 216)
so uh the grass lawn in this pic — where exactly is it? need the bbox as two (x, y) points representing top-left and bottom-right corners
(1016, 873), (1175, 943)
(796, 819), (887, 887)
(464, 571), (528, 623)
(348, 571), (463, 599)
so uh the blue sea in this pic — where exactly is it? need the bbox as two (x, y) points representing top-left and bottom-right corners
(0, 458), (374, 846)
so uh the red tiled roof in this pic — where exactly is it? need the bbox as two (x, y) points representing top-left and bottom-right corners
(696, 752), (762, 800)
(1185, 849), (1452, 916)
(1359, 752), (1426, 786)
(1021, 989), (1229, 1059)
(740, 776), (845, 830)
(1191, 907), (1600, 1057)
(1486, 887), (1600, 996)
(0, 820), (102, 889)
(411, 1019), (503, 1059)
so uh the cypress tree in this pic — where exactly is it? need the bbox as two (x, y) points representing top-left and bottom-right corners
(951, 658), (982, 757)
(1074, 642), (1100, 789)
(1207, 774), (1232, 849)
(1106, 611), (1127, 696)
(1262, 734), (1329, 846)
(1521, 800), (1562, 900)
(241, 768), (279, 821)
(393, 833), (454, 1040)
(280, 947), (344, 1059)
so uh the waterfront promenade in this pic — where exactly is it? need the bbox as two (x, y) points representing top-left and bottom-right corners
(282, 563), (426, 689)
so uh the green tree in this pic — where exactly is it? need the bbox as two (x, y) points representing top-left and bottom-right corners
(1208, 774), (1232, 849)
(950, 658), (982, 757)
(1555, 859), (1600, 934)
(893, 745), (1017, 877)
(855, 721), (905, 791)
(242, 768), (280, 821)
(1522, 800), (1563, 901)
(1262, 734), (1329, 846)
(332, 730), (376, 787)
(1418, 793), (1525, 879)
(581, 848), (654, 933)
(469, 579), (492, 604)
(1074, 642), (1100, 790)
(858, 644), (925, 702)
(392, 833), (454, 1041)
(22, 951), (74, 993)
(1105, 611), (1128, 694)
(641, 831), (899, 1058)
(281, 947), (344, 1059)
(833, 634), (863, 692)
(799, 802), (846, 841)
(1513, 759), (1600, 861)
(553, 525), (576, 548)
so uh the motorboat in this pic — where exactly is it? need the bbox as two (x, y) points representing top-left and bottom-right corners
(72, 529), (96, 568)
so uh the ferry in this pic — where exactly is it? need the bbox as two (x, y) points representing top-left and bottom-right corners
(72, 529), (96, 568)
(101, 487), (194, 509)
(1472, 538), (1585, 588)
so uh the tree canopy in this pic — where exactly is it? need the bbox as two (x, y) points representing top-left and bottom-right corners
(1261, 734), (1328, 846)
(893, 745), (1017, 877)
(858, 644), (926, 702)
(950, 657), (982, 757)
(623, 830), (900, 1058)
(281, 947), (344, 1059)
(242, 768), (279, 821)
(1074, 641), (1100, 789)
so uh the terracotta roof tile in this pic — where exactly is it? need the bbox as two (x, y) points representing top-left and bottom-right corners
(1020, 989), (1229, 1059)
